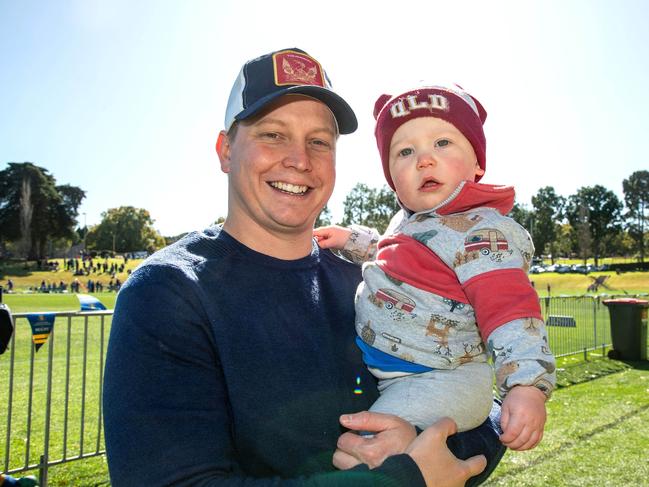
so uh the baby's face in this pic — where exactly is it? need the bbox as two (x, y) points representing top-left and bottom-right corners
(388, 117), (484, 213)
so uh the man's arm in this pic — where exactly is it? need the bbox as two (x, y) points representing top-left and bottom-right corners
(103, 264), (428, 486)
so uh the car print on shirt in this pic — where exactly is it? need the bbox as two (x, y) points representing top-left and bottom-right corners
(464, 228), (509, 255)
(374, 288), (416, 313)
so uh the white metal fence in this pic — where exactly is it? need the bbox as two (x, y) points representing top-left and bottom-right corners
(1, 310), (111, 486)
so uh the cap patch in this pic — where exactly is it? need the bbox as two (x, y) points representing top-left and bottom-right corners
(389, 94), (449, 119)
(273, 50), (325, 87)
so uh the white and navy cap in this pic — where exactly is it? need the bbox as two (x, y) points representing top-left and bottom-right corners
(224, 48), (358, 134)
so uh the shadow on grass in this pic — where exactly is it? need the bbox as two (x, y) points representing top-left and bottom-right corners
(556, 357), (634, 388)
(619, 359), (649, 371)
(492, 402), (649, 482)
(0, 260), (37, 278)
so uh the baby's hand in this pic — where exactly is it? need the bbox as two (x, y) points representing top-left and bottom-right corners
(313, 225), (352, 250)
(500, 385), (547, 451)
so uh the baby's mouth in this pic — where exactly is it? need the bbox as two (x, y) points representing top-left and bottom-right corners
(420, 178), (441, 190)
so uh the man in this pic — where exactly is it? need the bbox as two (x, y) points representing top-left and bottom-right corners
(103, 47), (505, 486)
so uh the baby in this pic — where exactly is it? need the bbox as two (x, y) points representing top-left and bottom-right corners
(315, 85), (556, 451)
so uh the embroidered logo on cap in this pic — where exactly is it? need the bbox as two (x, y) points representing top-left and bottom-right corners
(273, 50), (325, 87)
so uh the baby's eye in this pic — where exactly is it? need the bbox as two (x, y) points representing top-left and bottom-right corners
(435, 139), (451, 148)
(398, 147), (414, 157)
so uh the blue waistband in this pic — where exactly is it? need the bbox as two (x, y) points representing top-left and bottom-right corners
(355, 337), (433, 373)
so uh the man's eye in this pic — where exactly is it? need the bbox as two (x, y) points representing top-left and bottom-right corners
(398, 148), (414, 157)
(261, 132), (280, 140)
(435, 139), (451, 148)
(312, 139), (331, 148)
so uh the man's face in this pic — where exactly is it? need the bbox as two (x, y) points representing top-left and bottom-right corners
(388, 117), (484, 212)
(218, 95), (337, 238)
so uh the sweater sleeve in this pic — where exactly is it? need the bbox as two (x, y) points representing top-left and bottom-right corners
(486, 318), (557, 399)
(103, 264), (425, 487)
(340, 225), (380, 265)
(456, 216), (542, 337)
(454, 216), (556, 399)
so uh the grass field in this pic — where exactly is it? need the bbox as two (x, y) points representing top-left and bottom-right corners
(2, 290), (649, 485)
(531, 271), (649, 297)
(485, 361), (649, 486)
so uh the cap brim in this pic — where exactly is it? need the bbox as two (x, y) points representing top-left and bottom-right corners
(235, 85), (358, 134)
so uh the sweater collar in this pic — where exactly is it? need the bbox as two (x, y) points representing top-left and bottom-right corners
(403, 180), (515, 217)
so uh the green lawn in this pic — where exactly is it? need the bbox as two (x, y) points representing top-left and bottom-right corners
(485, 362), (649, 486)
(2, 294), (649, 486)
(531, 271), (649, 297)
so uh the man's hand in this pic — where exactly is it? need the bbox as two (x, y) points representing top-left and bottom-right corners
(334, 411), (416, 469)
(407, 418), (487, 487)
(334, 413), (487, 487)
(313, 225), (352, 250)
(500, 385), (547, 451)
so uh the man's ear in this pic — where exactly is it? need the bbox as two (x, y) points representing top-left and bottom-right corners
(474, 162), (485, 180)
(216, 131), (231, 173)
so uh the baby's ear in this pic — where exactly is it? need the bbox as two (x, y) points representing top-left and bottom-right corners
(373, 94), (392, 120)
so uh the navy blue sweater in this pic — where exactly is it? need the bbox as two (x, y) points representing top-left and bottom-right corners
(103, 227), (504, 486)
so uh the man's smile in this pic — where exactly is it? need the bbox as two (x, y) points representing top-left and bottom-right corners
(269, 181), (310, 195)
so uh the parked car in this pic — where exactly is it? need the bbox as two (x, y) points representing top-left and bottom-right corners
(571, 264), (594, 274)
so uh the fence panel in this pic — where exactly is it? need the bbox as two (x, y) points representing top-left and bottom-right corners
(1, 311), (112, 486)
(541, 294), (646, 358)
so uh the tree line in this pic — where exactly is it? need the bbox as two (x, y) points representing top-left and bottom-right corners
(0, 163), (164, 260)
(318, 171), (649, 266)
(2, 163), (647, 264)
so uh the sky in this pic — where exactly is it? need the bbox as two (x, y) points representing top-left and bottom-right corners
(1, 0), (648, 237)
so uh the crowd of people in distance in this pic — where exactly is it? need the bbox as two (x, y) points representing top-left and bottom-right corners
(2, 255), (133, 295)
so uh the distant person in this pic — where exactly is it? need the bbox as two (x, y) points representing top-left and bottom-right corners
(315, 84), (556, 450)
(103, 48), (505, 486)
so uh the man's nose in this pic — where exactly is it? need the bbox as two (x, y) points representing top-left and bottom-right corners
(282, 142), (312, 171)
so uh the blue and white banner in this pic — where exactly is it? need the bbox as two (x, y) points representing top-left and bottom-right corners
(27, 313), (56, 352)
(76, 294), (106, 311)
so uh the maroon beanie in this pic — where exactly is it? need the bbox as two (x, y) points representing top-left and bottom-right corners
(374, 85), (487, 190)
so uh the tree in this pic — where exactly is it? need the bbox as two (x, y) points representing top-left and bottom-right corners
(565, 185), (623, 266)
(0, 162), (85, 260)
(531, 186), (565, 262)
(554, 223), (574, 258)
(622, 170), (649, 262)
(341, 183), (399, 234)
(315, 204), (332, 227)
(86, 206), (165, 253)
(508, 202), (534, 233)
